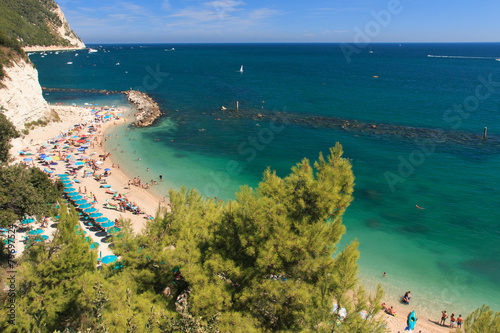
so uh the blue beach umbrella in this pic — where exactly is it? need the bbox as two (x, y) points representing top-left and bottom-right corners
(58, 173), (69, 177)
(66, 192), (79, 197)
(101, 255), (117, 265)
(28, 229), (44, 236)
(101, 221), (115, 229)
(62, 180), (72, 184)
(104, 168), (111, 171)
(78, 203), (91, 209)
(39, 154), (47, 159)
(89, 212), (102, 218)
(84, 207), (97, 214)
(71, 194), (83, 200)
(74, 161), (84, 166)
(64, 187), (75, 192)
(20, 218), (34, 225)
(108, 227), (121, 234)
(44, 156), (53, 162)
(3, 238), (14, 245)
(43, 168), (53, 174)
(74, 199), (87, 205)
(95, 217), (108, 223)
(23, 157), (33, 162)
(90, 242), (99, 249)
(37, 235), (49, 242)
(64, 184), (74, 189)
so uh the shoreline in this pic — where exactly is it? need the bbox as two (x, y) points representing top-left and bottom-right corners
(9, 100), (452, 333)
(23, 45), (86, 52)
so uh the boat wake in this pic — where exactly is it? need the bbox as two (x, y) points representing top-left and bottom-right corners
(427, 55), (498, 60)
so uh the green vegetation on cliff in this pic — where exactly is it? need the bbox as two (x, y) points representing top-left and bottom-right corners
(0, 0), (71, 47)
(0, 30), (30, 82)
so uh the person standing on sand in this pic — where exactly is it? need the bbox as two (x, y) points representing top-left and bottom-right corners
(457, 314), (463, 328)
(159, 174), (163, 181)
(440, 310), (447, 325)
(450, 313), (456, 328)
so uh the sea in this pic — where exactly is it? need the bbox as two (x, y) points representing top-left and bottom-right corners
(30, 43), (500, 317)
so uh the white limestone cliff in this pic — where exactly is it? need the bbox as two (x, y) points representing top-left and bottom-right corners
(0, 58), (50, 131)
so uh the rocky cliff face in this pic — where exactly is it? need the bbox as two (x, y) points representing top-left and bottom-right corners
(0, 58), (50, 131)
(22, 2), (85, 51)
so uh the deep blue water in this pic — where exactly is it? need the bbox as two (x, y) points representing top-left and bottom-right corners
(31, 43), (500, 315)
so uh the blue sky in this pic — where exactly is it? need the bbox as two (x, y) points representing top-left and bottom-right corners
(57, 0), (500, 43)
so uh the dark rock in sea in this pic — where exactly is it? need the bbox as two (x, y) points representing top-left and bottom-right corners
(364, 218), (381, 229)
(398, 223), (429, 235)
(460, 258), (500, 284)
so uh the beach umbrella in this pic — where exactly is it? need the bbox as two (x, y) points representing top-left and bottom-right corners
(84, 207), (97, 214)
(95, 217), (108, 223)
(20, 218), (35, 225)
(44, 156), (53, 162)
(101, 255), (117, 265)
(58, 174), (69, 178)
(77, 147), (85, 151)
(70, 194), (83, 200)
(38, 235), (49, 242)
(28, 229), (44, 236)
(90, 242), (99, 249)
(89, 212), (102, 218)
(3, 239), (14, 245)
(74, 199), (87, 205)
(108, 227), (121, 234)
(75, 161), (84, 166)
(78, 203), (91, 209)
(104, 168), (111, 171)
(64, 187), (75, 192)
(95, 161), (103, 165)
(23, 157), (33, 162)
(64, 184), (74, 189)
(39, 154), (47, 159)
(66, 191), (79, 197)
(50, 162), (58, 165)
(43, 168), (53, 174)
(53, 156), (60, 161)
(62, 180), (72, 184)
(101, 221), (115, 229)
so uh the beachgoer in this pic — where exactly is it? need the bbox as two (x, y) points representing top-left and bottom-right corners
(381, 302), (387, 310)
(383, 272), (386, 277)
(402, 291), (411, 304)
(450, 313), (456, 328)
(440, 310), (447, 325)
(159, 174), (163, 181)
(457, 314), (463, 328)
(386, 306), (396, 316)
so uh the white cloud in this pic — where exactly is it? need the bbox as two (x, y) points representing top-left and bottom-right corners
(162, 0), (171, 11)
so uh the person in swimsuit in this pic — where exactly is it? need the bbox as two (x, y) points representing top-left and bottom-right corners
(440, 310), (447, 325)
(457, 314), (463, 328)
(450, 313), (456, 328)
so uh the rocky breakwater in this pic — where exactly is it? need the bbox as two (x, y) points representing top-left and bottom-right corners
(125, 90), (163, 127)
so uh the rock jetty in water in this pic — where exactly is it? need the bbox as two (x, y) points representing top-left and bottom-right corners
(126, 90), (163, 127)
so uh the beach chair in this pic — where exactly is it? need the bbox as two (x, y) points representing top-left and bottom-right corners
(105, 203), (118, 210)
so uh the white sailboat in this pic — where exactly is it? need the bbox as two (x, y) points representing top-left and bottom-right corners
(239, 65), (244, 72)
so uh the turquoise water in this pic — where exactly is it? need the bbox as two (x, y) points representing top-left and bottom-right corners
(33, 43), (500, 315)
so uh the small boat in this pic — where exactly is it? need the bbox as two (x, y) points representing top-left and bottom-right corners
(239, 65), (244, 72)
(66, 62), (73, 65)
(88, 48), (98, 53)
(75, 53), (78, 56)
(496, 58), (500, 61)
(116, 63), (120, 66)
(407, 310), (417, 331)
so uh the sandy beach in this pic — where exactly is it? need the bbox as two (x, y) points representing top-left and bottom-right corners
(7, 104), (455, 333)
